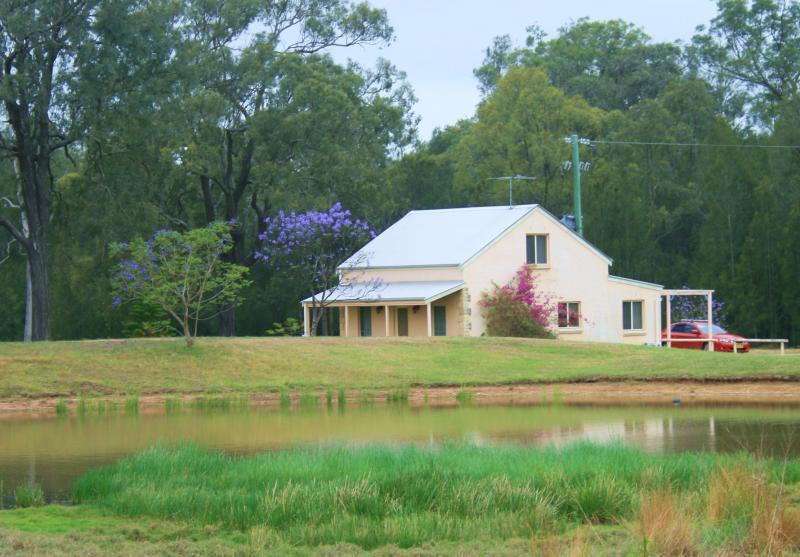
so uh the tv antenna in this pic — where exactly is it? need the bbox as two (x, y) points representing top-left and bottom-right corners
(489, 175), (536, 207)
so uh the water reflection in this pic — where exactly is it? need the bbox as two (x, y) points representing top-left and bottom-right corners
(1, 403), (800, 504)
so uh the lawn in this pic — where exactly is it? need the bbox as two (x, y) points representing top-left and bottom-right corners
(0, 336), (798, 399)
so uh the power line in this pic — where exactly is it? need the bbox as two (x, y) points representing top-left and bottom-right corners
(592, 139), (800, 150)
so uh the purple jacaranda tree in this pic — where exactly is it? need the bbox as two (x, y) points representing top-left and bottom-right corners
(254, 203), (379, 336)
(111, 223), (251, 347)
(671, 285), (727, 325)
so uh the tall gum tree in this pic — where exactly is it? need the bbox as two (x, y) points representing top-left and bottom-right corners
(0, 0), (180, 340)
(0, 1), (96, 340)
(454, 67), (603, 209)
(475, 19), (682, 111)
(174, 0), (410, 335)
(692, 0), (800, 125)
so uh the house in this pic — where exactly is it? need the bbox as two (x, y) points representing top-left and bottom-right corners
(302, 204), (664, 343)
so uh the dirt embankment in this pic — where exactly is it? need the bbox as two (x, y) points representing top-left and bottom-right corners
(2, 381), (800, 416)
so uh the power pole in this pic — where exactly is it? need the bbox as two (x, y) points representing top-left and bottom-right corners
(489, 175), (536, 207)
(571, 134), (582, 237)
(563, 135), (592, 237)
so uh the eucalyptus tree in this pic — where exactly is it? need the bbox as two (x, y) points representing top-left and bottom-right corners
(475, 19), (683, 111)
(692, 0), (800, 125)
(0, 0), (181, 340)
(454, 67), (603, 209)
(171, 0), (414, 335)
(0, 1), (96, 340)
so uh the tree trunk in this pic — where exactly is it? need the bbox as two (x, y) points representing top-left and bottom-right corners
(24, 260), (33, 341)
(9, 150), (51, 341)
(27, 246), (50, 341)
(217, 226), (243, 336)
(218, 306), (236, 337)
(311, 305), (325, 336)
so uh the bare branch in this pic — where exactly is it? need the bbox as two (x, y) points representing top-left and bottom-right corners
(1, 196), (20, 209)
(0, 213), (27, 247)
(0, 237), (16, 265)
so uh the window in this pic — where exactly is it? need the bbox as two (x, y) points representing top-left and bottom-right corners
(697, 323), (727, 335)
(558, 302), (581, 328)
(526, 234), (548, 265)
(623, 301), (643, 331)
(433, 306), (447, 336)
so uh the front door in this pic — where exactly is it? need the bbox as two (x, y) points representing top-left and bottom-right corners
(433, 306), (446, 336)
(359, 307), (372, 337)
(397, 308), (409, 336)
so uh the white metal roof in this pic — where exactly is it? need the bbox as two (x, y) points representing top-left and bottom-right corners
(340, 204), (612, 270)
(341, 205), (537, 269)
(302, 280), (464, 304)
(608, 275), (664, 291)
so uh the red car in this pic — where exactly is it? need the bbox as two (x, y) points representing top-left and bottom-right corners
(661, 321), (750, 353)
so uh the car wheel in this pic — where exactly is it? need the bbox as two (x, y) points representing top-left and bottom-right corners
(701, 342), (708, 352)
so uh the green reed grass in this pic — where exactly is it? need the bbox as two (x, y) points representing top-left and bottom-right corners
(298, 391), (318, 410)
(54, 400), (68, 417)
(163, 397), (182, 414)
(337, 388), (347, 411)
(386, 387), (409, 404)
(279, 389), (291, 411)
(72, 442), (798, 550)
(124, 395), (139, 415)
(325, 389), (333, 409)
(456, 388), (474, 406)
(358, 390), (376, 407)
(190, 396), (248, 413)
(14, 482), (44, 508)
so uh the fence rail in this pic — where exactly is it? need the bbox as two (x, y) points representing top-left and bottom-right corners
(664, 337), (789, 355)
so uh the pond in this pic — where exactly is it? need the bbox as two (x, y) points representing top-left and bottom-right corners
(2, 401), (800, 504)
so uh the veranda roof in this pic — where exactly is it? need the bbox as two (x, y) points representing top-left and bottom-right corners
(302, 280), (464, 304)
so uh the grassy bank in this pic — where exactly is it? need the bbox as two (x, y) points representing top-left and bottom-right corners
(0, 336), (798, 400)
(55, 443), (800, 554)
(0, 505), (623, 556)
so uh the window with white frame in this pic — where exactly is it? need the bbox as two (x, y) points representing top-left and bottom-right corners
(557, 301), (581, 328)
(526, 234), (548, 265)
(622, 301), (643, 331)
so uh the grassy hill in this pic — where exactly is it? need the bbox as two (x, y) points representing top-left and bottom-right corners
(0, 336), (797, 399)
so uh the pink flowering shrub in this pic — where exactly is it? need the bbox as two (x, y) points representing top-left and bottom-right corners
(480, 266), (555, 338)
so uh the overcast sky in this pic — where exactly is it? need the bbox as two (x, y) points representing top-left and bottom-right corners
(330, 0), (720, 140)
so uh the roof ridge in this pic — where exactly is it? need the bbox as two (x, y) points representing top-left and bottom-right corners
(409, 204), (538, 214)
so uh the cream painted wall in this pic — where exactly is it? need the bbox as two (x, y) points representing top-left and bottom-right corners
(463, 210), (610, 340)
(460, 209), (663, 343)
(341, 266), (462, 284)
(606, 279), (663, 344)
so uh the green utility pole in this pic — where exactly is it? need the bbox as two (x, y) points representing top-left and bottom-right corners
(564, 134), (591, 236)
(571, 134), (583, 237)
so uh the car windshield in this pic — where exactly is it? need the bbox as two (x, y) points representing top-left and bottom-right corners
(696, 324), (728, 335)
